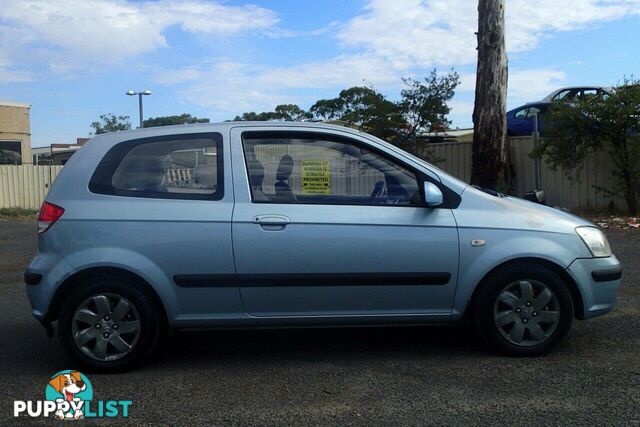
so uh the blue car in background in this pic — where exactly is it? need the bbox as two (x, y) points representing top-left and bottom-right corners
(508, 86), (611, 136)
(507, 102), (549, 136)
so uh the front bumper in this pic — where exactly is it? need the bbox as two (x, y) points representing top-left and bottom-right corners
(566, 255), (622, 319)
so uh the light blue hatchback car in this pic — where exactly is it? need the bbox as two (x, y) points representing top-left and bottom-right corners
(25, 122), (622, 370)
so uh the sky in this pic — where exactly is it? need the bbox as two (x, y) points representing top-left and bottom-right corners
(0, 0), (639, 147)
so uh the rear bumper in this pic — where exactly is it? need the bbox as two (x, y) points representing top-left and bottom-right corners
(566, 256), (622, 319)
(24, 270), (43, 286)
(24, 252), (75, 322)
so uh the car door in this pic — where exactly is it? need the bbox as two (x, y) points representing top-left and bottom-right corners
(86, 131), (243, 322)
(230, 127), (459, 318)
(509, 107), (534, 135)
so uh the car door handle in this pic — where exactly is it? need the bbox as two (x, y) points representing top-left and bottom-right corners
(253, 215), (290, 230)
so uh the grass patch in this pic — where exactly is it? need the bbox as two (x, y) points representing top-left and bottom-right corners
(0, 207), (38, 219)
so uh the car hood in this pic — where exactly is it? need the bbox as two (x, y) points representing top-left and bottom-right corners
(453, 185), (594, 234)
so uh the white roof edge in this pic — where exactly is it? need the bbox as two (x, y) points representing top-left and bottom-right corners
(88, 121), (368, 140)
(0, 100), (31, 108)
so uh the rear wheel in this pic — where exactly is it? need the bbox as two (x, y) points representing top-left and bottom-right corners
(473, 264), (574, 356)
(58, 279), (161, 372)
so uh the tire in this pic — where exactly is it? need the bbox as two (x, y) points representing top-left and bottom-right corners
(58, 278), (161, 372)
(472, 263), (574, 356)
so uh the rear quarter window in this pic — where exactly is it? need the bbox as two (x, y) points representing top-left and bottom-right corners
(89, 133), (223, 200)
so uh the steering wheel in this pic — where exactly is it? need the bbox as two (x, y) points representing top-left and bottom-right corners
(369, 180), (387, 203)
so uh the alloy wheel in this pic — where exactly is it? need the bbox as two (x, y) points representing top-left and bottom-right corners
(493, 280), (561, 347)
(71, 293), (141, 361)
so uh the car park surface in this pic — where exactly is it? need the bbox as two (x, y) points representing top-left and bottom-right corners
(2, 220), (639, 424)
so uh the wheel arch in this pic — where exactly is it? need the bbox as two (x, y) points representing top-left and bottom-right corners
(466, 257), (585, 319)
(47, 266), (169, 330)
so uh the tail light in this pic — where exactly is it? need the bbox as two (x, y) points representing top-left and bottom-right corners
(38, 201), (65, 234)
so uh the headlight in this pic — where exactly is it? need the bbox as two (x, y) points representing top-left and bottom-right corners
(576, 226), (612, 257)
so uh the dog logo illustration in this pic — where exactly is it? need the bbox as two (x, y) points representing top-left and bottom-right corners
(45, 370), (93, 420)
(14, 370), (131, 419)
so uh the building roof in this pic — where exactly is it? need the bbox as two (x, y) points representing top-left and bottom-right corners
(32, 145), (83, 155)
(0, 100), (31, 108)
(418, 128), (474, 137)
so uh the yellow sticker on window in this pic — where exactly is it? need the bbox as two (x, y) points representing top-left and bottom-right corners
(301, 160), (331, 195)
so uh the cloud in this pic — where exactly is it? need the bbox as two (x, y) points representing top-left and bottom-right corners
(3, 0), (638, 126)
(169, 55), (404, 115)
(337, 0), (477, 68)
(255, 55), (401, 89)
(507, 0), (640, 52)
(167, 60), (566, 119)
(0, 0), (278, 70)
(0, 68), (34, 83)
(159, 0), (633, 118)
(507, 69), (567, 103)
(457, 69), (568, 104)
(337, 0), (640, 69)
(145, 1), (278, 34)
(263, 21), (341, 39)
(154, 68), (205, 85)
(0, 49), (34, 83)
(448, 100), (475, 117)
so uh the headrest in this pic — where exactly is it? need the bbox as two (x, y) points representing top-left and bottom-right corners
(276, 155), (294, 181)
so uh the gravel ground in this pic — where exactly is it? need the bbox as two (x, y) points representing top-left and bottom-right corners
(0, 220), (638, 426)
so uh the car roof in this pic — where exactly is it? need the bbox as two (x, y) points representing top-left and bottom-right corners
(85, 121), (370, 147)
(508, 101), (550, 112)
(541, 86), (612, 101)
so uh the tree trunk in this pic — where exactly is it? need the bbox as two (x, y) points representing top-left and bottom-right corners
(471, 0), (508, 189)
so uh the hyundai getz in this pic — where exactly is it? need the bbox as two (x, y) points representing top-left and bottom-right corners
(25, 122), (622, 371)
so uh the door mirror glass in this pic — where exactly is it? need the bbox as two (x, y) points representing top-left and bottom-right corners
(424, 182), (443, 207)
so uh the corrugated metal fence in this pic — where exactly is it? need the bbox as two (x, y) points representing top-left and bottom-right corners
(0, 138), (627, 212)
(423, 136), (625, 212)
(0, 164), (63, 210)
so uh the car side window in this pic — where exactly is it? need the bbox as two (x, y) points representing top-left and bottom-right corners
(579, 89), (599, 99)
(514, 108), (529, 119)
(90, 134), (223, 200)
(553, 90), (571, 101)
(242, 133), (421, 206)
(526, 107), (541, 118)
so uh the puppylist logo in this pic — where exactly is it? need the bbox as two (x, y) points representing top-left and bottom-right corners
(13, 370), (132, 419)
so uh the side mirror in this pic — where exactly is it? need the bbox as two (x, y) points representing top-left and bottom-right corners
(424, 181), (443, 208)
(524, 188), (546, 205)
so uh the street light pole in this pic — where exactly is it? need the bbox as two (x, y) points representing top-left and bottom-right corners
(126, 90), (152, 128)
(137, 93), (144, 129)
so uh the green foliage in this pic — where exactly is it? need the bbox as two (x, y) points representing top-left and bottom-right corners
(90, 114), (132, 134)
(231, 70), (460, 143)
(274, 104), (313, 121)
(143, 114), (209, 128)
(310, 86), (403, 139)
(534, 79), (640, 214)
(232, 104), (312, 122)
(399, 69), (460, 139)
(0, 207), (38, 218)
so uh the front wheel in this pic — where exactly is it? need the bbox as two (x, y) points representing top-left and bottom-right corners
(58, 279), (161, 372)
(472, 264), (574, 356)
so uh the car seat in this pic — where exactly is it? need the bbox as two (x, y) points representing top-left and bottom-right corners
(274, 155), (297, 202)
